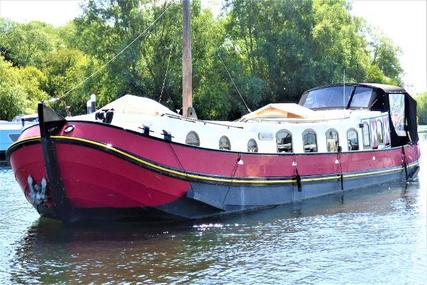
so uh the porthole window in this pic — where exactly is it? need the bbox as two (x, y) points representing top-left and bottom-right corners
(185, 131), (200, 146)
(276, 129), (292, 153)
(326, 129), (339, 152)
(247, 139), (258, 153)
(302, 129), (317, 152)
(376, 120), (383, 145)
(219, 136), (231, 150)
(347, 128), (359, 151)
(362, 122), (371, 149)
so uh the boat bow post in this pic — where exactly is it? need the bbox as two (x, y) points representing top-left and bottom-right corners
(38, 102), (73, 222)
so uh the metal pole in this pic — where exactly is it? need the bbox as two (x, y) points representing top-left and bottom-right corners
(182, 0), (192, 117)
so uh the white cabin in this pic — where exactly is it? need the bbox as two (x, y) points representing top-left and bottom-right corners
(78, 81), (420, 154)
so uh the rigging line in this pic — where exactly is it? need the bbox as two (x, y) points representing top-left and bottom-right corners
(159, 47), (173, 103)
(217, 53), (252, 113)
(49, 0), (175, 103)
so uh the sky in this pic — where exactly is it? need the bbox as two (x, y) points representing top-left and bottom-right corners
(0, 0), (426, 94)
(352, 0), (427, 94)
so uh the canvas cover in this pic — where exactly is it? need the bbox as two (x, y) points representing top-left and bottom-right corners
(99, 95), (176, 117)
(241, 103), (316, 120)
(367, 85), (418, 145)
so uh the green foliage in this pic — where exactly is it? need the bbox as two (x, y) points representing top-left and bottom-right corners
(73, 0), (182, 107)
(359, 23), (403, 85)
(0, 82), (27, 120)
(43, 48), (94, 114)
(0, 0), (407, 120)
(0, 56), (45, 120)
(416, 92), (427, 125)
(17, 66), (49, 112)
(0, 21), (61, 68)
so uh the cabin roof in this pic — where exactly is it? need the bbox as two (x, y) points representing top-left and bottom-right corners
(240, 103), (316, 120)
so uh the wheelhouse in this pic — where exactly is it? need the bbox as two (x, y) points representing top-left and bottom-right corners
(299, 83), (418, 147)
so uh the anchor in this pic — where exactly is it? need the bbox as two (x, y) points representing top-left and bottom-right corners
(27, 176), (48, 207)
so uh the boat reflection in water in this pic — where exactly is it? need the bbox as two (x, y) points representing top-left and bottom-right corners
(9, 171), (427, 284)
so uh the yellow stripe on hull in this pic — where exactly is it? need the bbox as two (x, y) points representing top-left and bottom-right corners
(9, 135), (416, 186)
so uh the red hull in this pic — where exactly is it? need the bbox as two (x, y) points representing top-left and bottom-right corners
(8, 121), (421, 220)
(10, 143), (191, 209)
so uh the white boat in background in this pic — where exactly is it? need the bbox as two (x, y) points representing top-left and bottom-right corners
(0, 115), (38, 162)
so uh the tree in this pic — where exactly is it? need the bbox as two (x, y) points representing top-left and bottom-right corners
(416, 92), (427, 125)
(222, 0), (405, 117)
(224, 0), (373, 106)
(0, 55), (49, 119)
(43, 48), (95, 114)
(17, 66), (49, 111)
(359, 22), (403, 85)
(0, 1), (406, 120)
(0, 21), (62, 68)
(73, 0), (234, 116)
(0, 83), (27, 120)
(73, 0), (182, 107)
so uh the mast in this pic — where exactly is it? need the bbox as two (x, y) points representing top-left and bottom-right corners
(182, 0), (193, 117)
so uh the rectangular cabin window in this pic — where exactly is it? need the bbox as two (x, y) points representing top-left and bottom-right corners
(382, 116), (391, 145)
(389, 93), (406, 136)
(362, 122), (371, 149)
(350, 87), (373, 108)
(302, 87), (352, 109)
(376, 120), (384, 145)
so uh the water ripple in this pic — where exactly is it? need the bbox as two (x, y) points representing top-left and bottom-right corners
(0, 142), (426, 284)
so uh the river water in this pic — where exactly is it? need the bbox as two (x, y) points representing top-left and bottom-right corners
(0, 135), (426, 284)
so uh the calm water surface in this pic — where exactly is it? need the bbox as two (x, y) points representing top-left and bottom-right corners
(1, 136), (426, 284)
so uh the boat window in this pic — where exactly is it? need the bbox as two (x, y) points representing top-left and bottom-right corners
(362, 122), (371, 149)
(389, 93), (406, 136)
(301, 86), (352, 109)
(376, 120), (384, 145)
(326, 129), (339, 152)
(276, 129), (292, 153)
(349, 87), (373, 108)
(247, 139), (258, 153)
(302, 129), (317, 152)
(347, 129), (359, 151)
(383, 117), (391, 145)
(219, 136), (231, 150)
(185, 131), (200, 146)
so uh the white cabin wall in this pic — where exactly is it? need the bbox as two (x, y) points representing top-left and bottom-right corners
(110, 110), (386, 154)
(137, 115), (364, 153)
